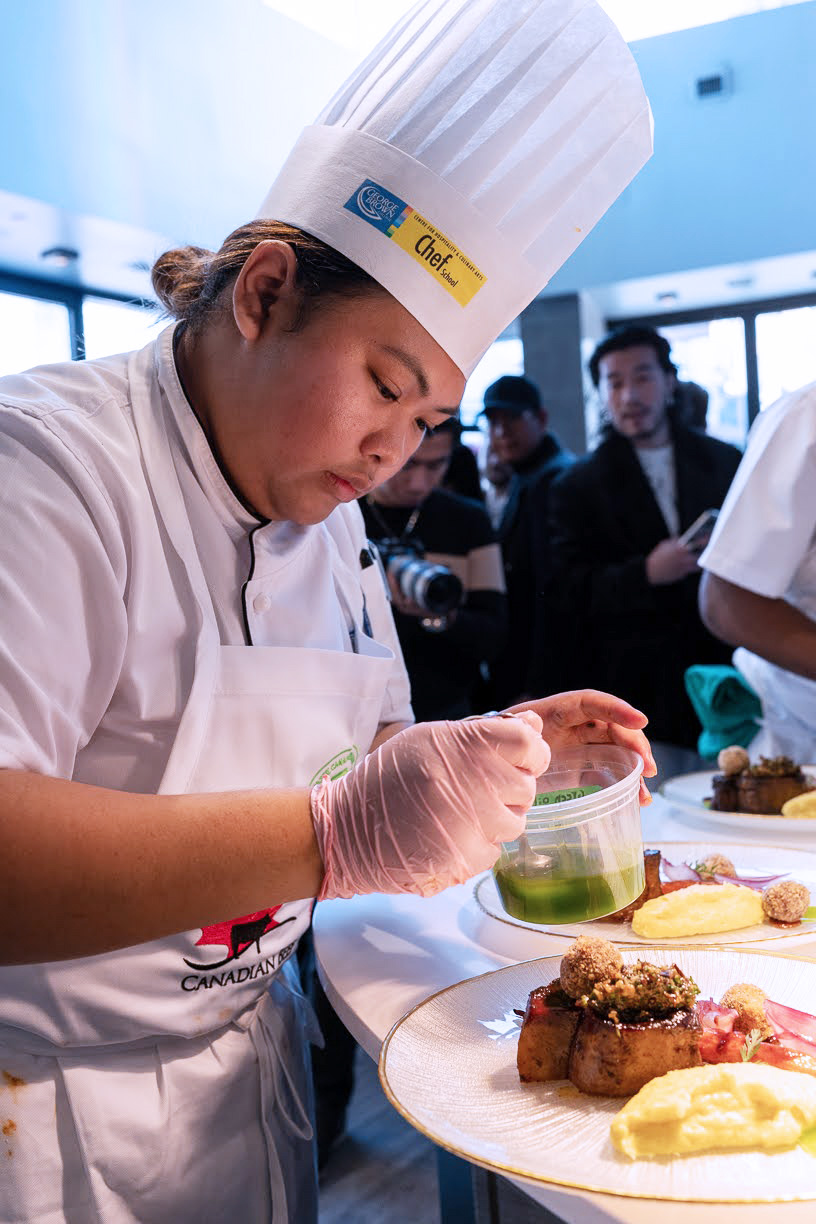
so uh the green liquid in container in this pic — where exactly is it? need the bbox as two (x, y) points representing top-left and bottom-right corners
(493, 862), (642, 924)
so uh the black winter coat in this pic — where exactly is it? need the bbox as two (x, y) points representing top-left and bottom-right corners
(486, 434), (573, 707)
(544, 421), (742, 747)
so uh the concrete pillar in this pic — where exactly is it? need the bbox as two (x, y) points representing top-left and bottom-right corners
(520, 289), (614, 456)
(520, 293), (587, 456)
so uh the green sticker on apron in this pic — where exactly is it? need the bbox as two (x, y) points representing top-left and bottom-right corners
(309, 745), (359, 787)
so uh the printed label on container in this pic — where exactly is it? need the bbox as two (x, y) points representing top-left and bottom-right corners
(344, 179), (486, 307)
(533, 784), (602, 806)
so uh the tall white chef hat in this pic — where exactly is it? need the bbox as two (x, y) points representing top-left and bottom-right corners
(257, 0), (651, 377)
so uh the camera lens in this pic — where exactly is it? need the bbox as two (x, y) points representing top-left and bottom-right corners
(413, 566), (462, 614)
(391, 556), (463, 614)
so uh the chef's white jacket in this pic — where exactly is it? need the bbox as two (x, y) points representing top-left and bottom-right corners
(0, 326), (413, 793)
(700, 381), (816, 757)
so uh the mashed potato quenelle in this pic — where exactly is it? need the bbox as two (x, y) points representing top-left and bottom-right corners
(611, 1063), (816, 1159)
(631, 882), (762, 938)
(782, 792), (816, 819)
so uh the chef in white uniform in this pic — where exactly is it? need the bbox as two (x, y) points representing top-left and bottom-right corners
(700, 381), (816, 760)
(0, 1), (653, 1220)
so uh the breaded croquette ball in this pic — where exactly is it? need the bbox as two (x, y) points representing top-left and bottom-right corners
(720, 982), (772, 1039)
(696, 853), (736, 878)
(717, 745), (750, 776)
(559, 935), (623, 1000)
(762, 880), (810, 923)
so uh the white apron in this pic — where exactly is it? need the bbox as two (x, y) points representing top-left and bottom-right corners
(0, 344), (395, 1222)
(734, 647), (816, 762)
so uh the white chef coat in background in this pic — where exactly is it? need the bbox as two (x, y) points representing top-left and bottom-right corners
(700, 381), (816, 758)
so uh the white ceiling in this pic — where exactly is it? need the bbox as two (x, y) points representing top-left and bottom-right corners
(262, 0), (811, 53)
(586, 249), (816, 322)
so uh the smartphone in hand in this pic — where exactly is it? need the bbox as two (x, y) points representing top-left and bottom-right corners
(678, 508), (719, 552)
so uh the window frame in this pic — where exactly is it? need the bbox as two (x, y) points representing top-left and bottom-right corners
(0, 271), (158, 362)
(4, 272), (816, 439)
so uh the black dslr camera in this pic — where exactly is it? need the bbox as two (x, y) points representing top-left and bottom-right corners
(376, 540), (463, 616)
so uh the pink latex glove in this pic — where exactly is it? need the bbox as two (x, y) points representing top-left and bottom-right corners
(310, 712), (551, 900)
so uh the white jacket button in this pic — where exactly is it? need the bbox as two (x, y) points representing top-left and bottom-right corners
(252, 593), (271, 613)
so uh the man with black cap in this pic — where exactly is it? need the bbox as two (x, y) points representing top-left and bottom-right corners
(481, 374), (574, 706)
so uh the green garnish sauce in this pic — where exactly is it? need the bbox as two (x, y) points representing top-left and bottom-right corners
(493, 861), (641, 925)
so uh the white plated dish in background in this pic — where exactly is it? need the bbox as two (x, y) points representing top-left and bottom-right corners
(661, 769), (816, 837)
(474, 842), (816, 945)
(379, 946), (816, 1203)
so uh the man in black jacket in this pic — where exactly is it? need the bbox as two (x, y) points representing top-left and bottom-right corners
(481, 375), (573, 706)
(544, 326), (741, 748)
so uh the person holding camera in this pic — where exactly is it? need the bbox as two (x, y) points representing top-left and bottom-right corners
(361, 417), (507, 721)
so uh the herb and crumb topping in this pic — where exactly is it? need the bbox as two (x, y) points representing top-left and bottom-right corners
(744, 755), (804, 779)
(579, 962), (700, 1024)
(718, 751), (805, 779)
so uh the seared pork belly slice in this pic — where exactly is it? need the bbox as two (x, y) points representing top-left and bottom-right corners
(710, 774), (738, 811)
(568, 1007), (702, 1097)
(737, 774), (812, 814)
(517, 980), (581, 1082)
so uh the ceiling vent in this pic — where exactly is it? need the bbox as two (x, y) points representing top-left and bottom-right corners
(694, 66), (733, 101)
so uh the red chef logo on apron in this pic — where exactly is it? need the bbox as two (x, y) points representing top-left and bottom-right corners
(183, 906), (296, 970)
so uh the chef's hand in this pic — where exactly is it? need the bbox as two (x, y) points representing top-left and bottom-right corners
(310, 713), (551, 900)
(503, 690), (656, 805)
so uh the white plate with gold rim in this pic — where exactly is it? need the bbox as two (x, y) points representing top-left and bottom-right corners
(661, 769), (816, 836)
(379, 946), (816, 1203)
(474, 842), (816, 945)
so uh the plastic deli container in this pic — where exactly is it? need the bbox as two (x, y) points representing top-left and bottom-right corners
(493, 744), (645, 925)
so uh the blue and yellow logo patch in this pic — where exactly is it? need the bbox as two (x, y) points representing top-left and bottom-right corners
(344, 179), (486, 307)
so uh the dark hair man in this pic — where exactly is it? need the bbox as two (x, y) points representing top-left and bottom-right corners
(361, 417), (507, 721)
(544, 326), (742, 748)
(480, 375), (573, 706)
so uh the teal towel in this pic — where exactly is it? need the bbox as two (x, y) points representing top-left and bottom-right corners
(684, 664), (762, 761)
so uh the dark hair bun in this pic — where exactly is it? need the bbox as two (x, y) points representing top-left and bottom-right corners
(151, 246), (213, 319)
(150, 221), (378, 333)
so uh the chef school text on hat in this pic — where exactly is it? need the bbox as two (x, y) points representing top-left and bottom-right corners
(258, 0), (652, 377)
